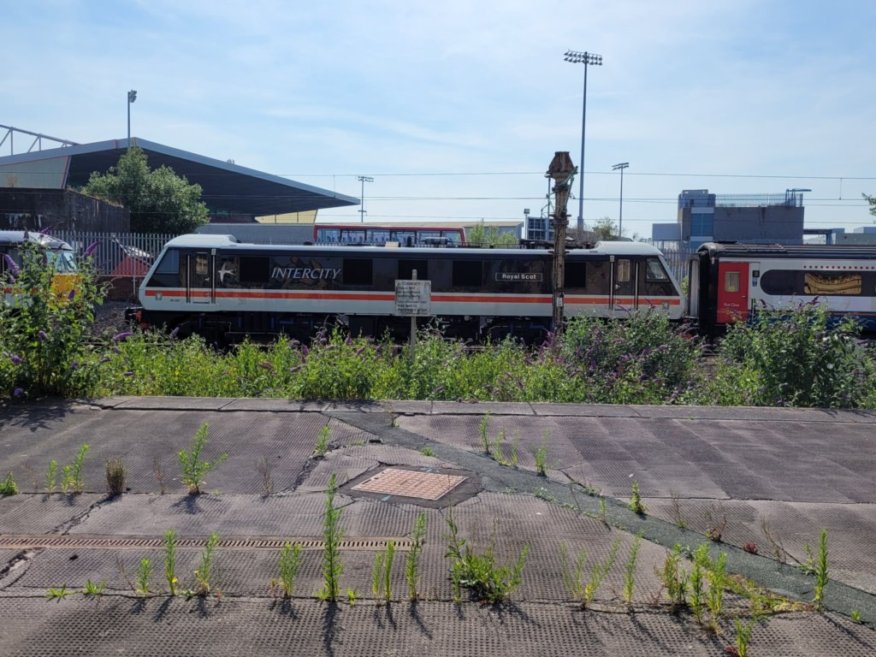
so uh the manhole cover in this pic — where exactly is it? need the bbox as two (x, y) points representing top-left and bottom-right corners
(352, 467), (467, 501)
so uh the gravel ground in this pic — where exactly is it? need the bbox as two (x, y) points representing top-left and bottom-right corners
(92, 300), (134, 339)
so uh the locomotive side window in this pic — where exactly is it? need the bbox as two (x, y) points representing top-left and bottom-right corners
(642, 257), (675, 295)
(343, 258), (373, 286)
(566, 262), (587, 290)
(399, 259), (428, 281)
(239, 256), (270, 286)
(452, 260), (483, 288)
(724, 271), (739, 293)
(760, 270), (798, 295)
(146, 249), (182, 287)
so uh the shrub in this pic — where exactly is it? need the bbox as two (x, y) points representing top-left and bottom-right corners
(178, 423), (228, 495)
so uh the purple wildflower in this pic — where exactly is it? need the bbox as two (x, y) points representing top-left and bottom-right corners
(68, 289), (76, 301)
(169, 326), (180, 339)
(37, 330), (48, 342)
(2, 254), (19, 277)
(112, 331), (132, 343)
(13, 387), (23, 398)
(10, 354), (23, 365)
(83, 241), (99, 258)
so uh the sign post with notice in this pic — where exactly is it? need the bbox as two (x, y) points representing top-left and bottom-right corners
(395, 270), (431, 355)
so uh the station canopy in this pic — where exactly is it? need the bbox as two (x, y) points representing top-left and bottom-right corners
(0, 138), (358, 217)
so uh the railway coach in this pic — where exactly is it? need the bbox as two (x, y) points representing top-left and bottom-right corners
(131, 234), (683, 342)
(688, 242), (876, 334)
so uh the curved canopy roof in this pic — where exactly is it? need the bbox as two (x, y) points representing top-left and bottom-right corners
(0, 138), (358, 216)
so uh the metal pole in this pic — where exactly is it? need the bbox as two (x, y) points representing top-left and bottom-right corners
(577, 62), (587, 237)
(612, 162), (629, 237)
(409, 269), (417, 357)
(357, 175), (373, 223)
(547, 152), (575, 334)
(126, 90), (137, 147)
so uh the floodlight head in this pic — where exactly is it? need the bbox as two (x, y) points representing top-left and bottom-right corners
(564, 50), (603, 66)
(128, 90), (137, 103)
(612, 162), (629, 171)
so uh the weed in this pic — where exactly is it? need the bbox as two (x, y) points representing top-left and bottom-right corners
(445, 510), (528, 604)
(256, 456), (274, 497)
(82, 579), (106, 598)
(313, 424), (331, 458)
(105, 457), (126, 497)
(628, 480), (646, 515)
(271, 542), (302, 599)
(419, 446), (435, 457)
(372, 541), (396, 603)
(194, 532), (220, 597)
(759, 518), (788, 563)
(734, 619), (754, 657)
(598, 497), (608, 525)
(705, 506), (727, 542)
(178, 423), (228, 495)
(534, 443), (548, 477)
(813, 529), (829, 609)
(851, 609), (862, 623)
(660, 544), (688, 611)
(689, 543), (710, 624)
(0, 472), (18, 496)
(623, 534), (642, 607)
(561, 539), (620, 608)
(45, 459), (57, 494)
(669, 491), (687, 529)
(45, 585), (72, 602)
(346, 588), (358, 605)
(152, 455), (166, 495)
(136, 557), (152, 596)
(318, 473), (344, 602)
(61, 443), (90, 494)
(405, 512), (427, 601)
(479, 415), (490, 453)
(706, 551), (728, 629)
(164, 530), (178, 596)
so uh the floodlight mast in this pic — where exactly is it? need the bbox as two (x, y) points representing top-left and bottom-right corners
(358, 176), (374, 223)
(127, 90), (137, 147)
(564, 50), (603, 239)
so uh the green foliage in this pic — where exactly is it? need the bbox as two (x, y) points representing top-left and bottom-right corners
(851, 609), (862, 623)
(136, 557), (152, 596)
(623, 534), (642, 606)
(0, 472), (18, 496)
(419, 446), (435, 457)
(405, 512), (427, 601)
(444, 510), (528, 604)
(561, 539), (620, 608)
(371, 541), (396, 603)
(864, 193), (876, 218)
(82, 579), (106, 598)
(466, 222), (519, 247)
(45, 585), (72, 602)
(813, 529), (829, 609)
(706, 551), (728, 628)
(194, 532), (220, 597)
(164, 529), (178, 596)
(318, 474), (344, 602)
(313, 424), (331, 457)
(61, 444), (90, 494)
(81, 146), (209, 234)
(592, 216), (618, 240)
(273, 542), (302, 599)
(628, 480), (646, 515)
(0, 244), (106, 399)
(688, 543), (709, 624)
(45, 459), (57, 493)
(178, 423), (228, 495)
(660, 544), (688, 611)
(534, 433), (549, 476)
(479, 415), (491, 453)
(709, 306), (873, 408)
(734, 619), (755, 657)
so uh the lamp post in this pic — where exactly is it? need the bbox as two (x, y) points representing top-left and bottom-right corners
(127, 90), (137, 146)
(564, 50), (603, 238)
(357, 175), (374, 223)
(612, 162), (629, 238)
(546, 151), (575, 333)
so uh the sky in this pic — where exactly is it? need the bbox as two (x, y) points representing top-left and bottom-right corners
(3, 0), (875, 236)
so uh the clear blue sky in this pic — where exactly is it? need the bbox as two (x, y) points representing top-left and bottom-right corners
(3, 0), (874, 235)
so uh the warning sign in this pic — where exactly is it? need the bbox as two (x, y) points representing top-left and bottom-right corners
(395, 280), (432, 316)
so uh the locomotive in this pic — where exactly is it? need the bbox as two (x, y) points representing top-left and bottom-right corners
(129, 234), (683, 342)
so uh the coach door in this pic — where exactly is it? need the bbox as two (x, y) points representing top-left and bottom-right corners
(716, 261), (748, 324)
(609, 257), (637, 316)
(186, 250), (215, 305)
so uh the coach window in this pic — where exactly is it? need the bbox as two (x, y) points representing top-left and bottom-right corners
(399, 259), (428, 281)
(760, 270), (798, 295)
(343, 258), (373, 286)
(146, 249), (182, 287)
(724, 271), (740, 293)
(804, 272), (862, 296)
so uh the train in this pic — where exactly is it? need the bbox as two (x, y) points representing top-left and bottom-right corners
(688, 242), (876, 334)
(124, 234), (876, 342)
(128, 234), (682, 342)
(0, 231), (79, 306)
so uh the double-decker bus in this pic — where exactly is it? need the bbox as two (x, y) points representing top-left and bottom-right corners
(313, 224), (466, 247)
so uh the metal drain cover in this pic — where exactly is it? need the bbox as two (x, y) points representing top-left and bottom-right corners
(352, 467), (467, 501)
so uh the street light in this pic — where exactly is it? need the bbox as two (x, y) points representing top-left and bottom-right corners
(127, 90), (137, 146)
(612, 162), (629, 237)
(564, 49), (603, 237)
(357, 176), (374, 223)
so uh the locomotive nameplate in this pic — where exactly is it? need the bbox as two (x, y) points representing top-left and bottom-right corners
(395, 280), (432, 316)
(495, 272), (543, 282)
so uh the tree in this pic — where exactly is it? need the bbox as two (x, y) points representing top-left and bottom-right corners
(592, 217), (618, 240)
(82, 147), (209, 233)
(865, 194), (876, 218)
(467, 222), (519, 247)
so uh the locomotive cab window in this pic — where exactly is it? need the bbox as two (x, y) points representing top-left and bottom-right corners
(147, 249), (182, 288)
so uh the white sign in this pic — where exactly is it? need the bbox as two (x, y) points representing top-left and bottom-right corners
(395, 280), (431, 316)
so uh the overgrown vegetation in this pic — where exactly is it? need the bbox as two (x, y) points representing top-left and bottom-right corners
(178, 423), (228, 495)
(318, 474), (344, 602)
(6, 251), (876, 410)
